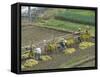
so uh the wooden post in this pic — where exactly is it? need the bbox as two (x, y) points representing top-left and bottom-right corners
(28, 6), (32, 25)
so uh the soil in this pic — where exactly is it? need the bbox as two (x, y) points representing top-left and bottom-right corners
(21, 25), (67, 47)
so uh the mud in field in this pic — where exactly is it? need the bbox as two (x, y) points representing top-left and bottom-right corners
(21, 25), (67, 47)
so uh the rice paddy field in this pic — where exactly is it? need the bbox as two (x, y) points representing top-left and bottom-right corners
(21, 7), (96, 71)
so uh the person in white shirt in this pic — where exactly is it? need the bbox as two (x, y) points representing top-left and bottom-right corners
(34, 47), (42, 60)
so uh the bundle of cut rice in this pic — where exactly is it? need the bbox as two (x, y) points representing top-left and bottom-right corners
(23, 59), (38, 67)
(64, 48), (76, 55)
(40, 55), (52, 61)
(79, 42), (95, 49)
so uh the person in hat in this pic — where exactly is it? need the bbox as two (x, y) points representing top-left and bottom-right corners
(78, 28), (82, 42)
(58, 38), (66, 52)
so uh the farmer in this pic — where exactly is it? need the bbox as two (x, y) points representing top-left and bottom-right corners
(85, 26), (91, 41)
(78, 28), (82, 42)
(85, 26), (90, 34)
(34, 47), (42, 60)
(43, 40), (48, 54)
(58, 38), (66, 52)
(64, 39), (67, 48)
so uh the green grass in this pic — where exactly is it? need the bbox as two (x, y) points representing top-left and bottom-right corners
(37, 19), (95, 36)
(55, 9), (95, 25)
(64, 9), (95, 16)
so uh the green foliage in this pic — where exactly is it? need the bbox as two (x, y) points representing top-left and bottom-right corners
(55, 9), (95, 25)
(35, 9), (95, 36)
(40, 19), (95, 36)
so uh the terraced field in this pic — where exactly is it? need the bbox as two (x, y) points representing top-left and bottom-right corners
(21, 8), (96, 71)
